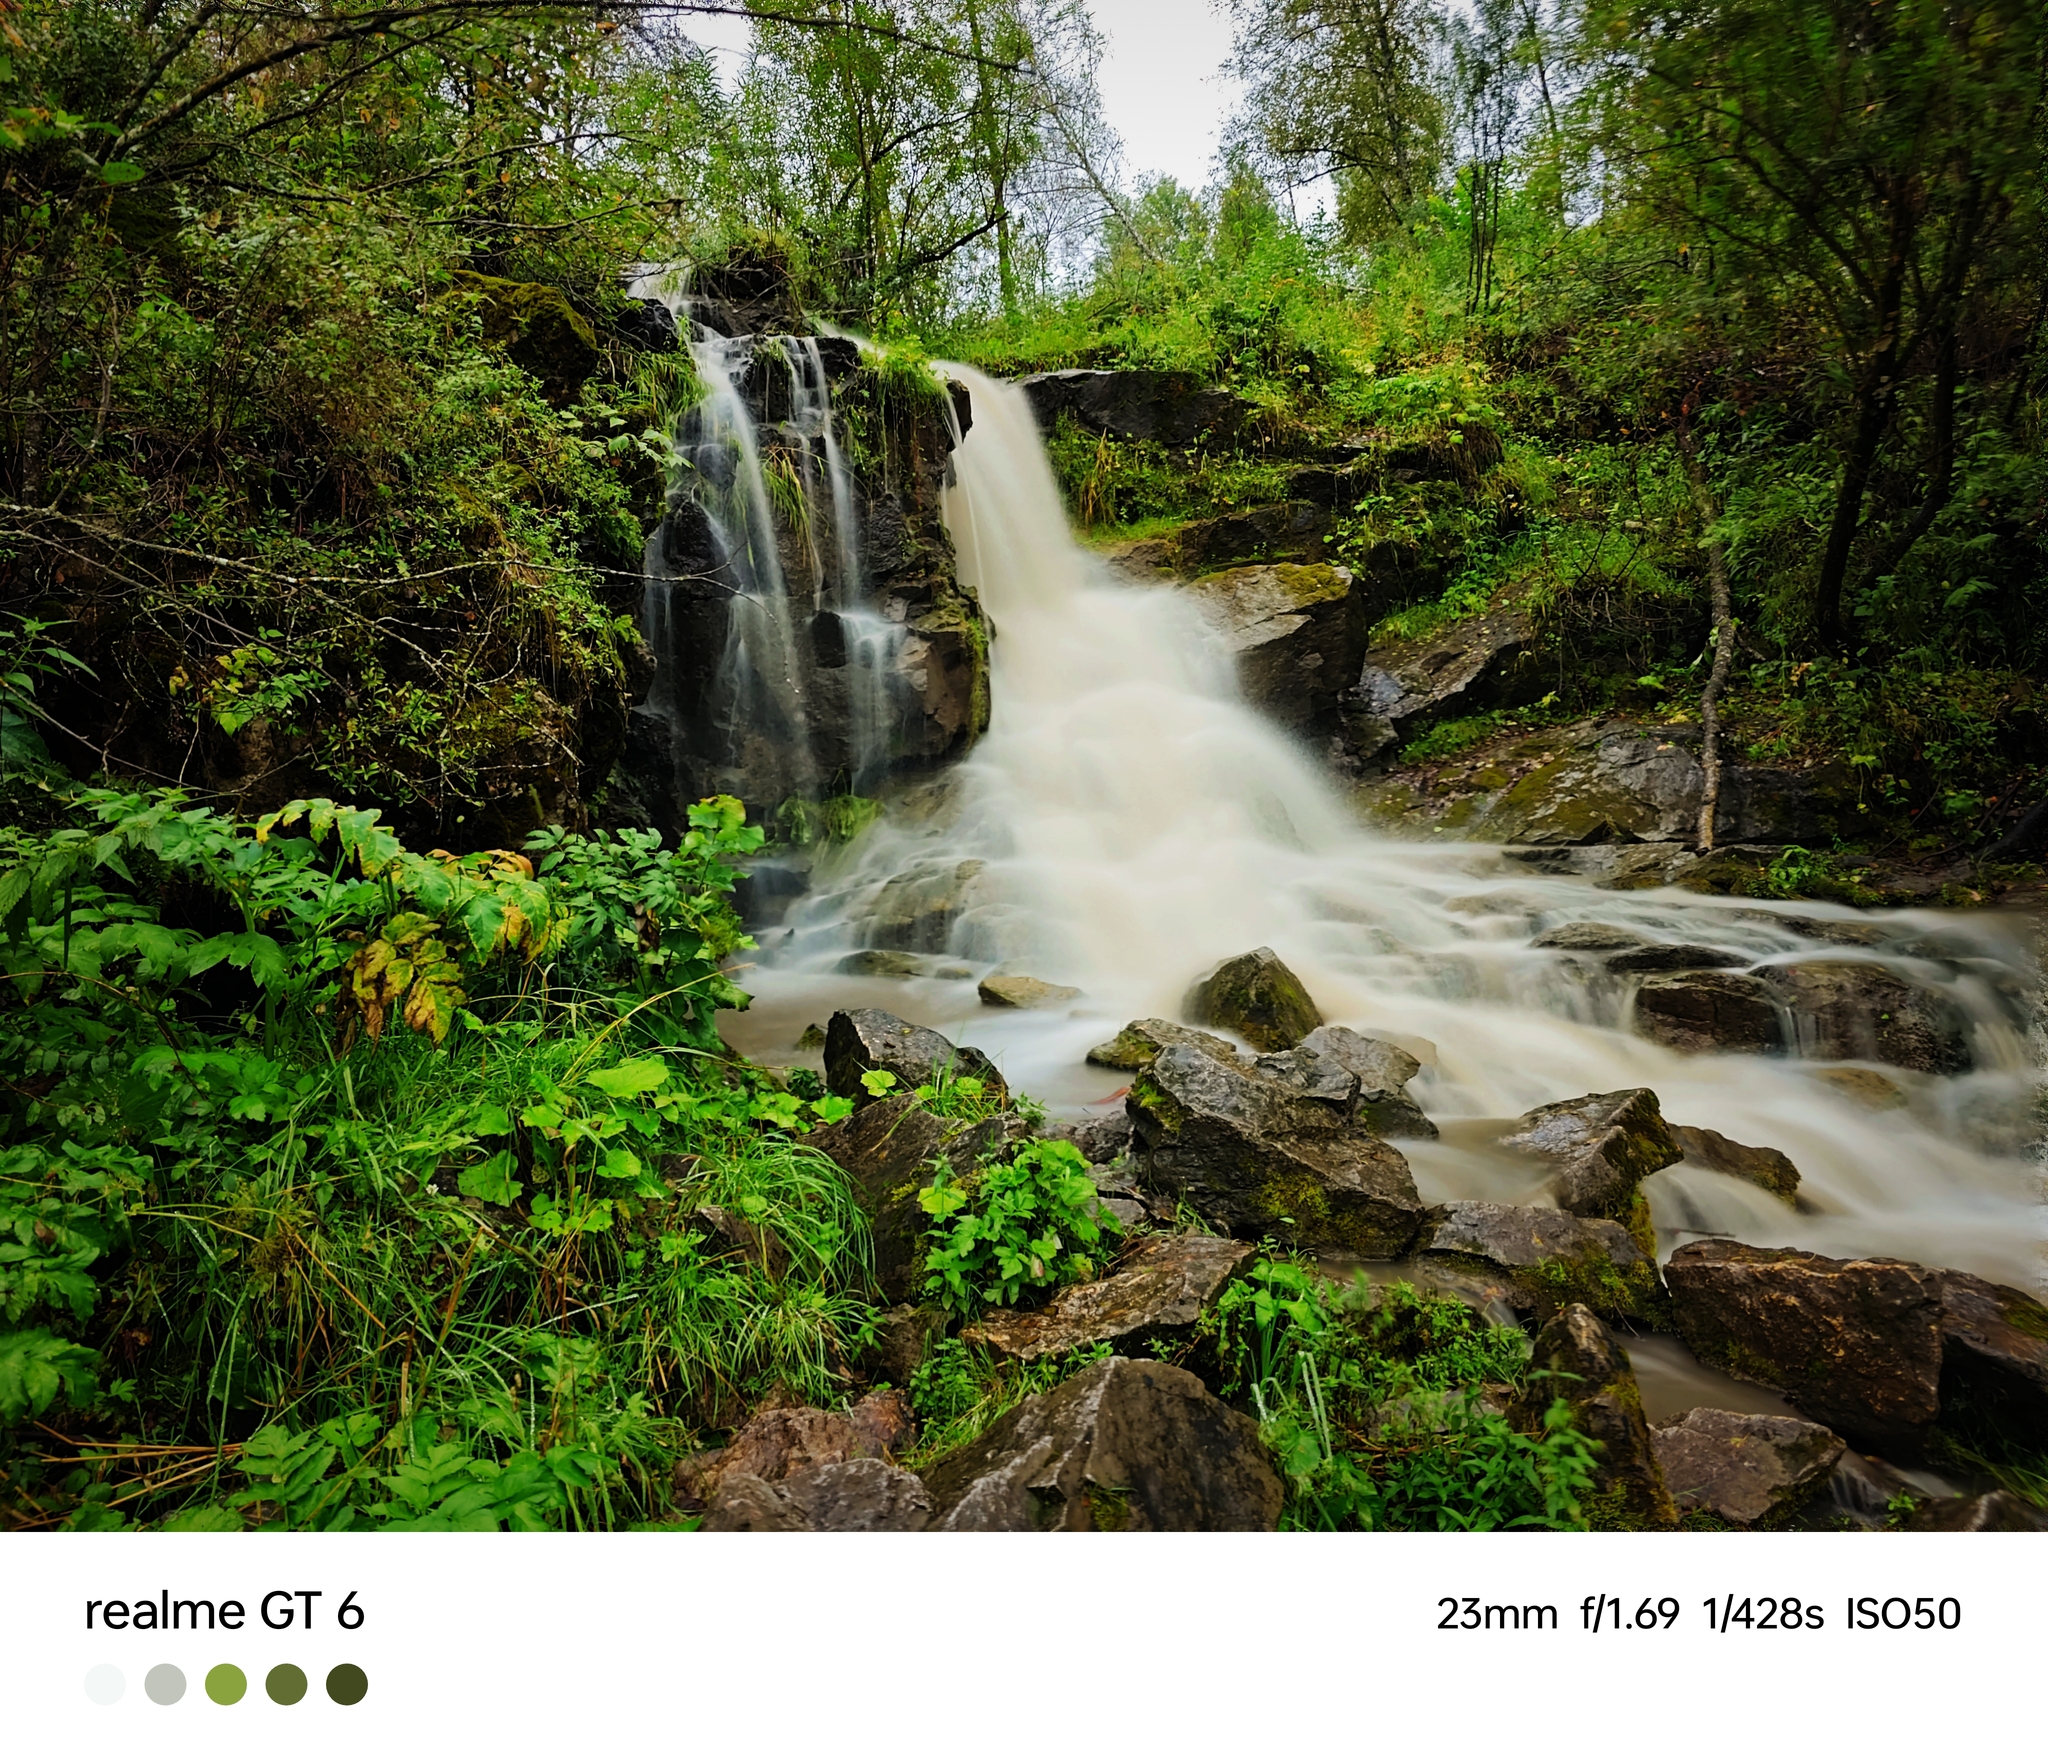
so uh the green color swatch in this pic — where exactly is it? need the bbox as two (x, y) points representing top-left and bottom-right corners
(325, 1663), (368, 1706)
(265, 1664), (308, 1705)
(204, 1664), (247, 1705)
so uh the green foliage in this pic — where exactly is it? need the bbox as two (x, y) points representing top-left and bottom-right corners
(918, 1138), (1119, 1319)
(905, 1334), (1114, 1469)
(1208, 1263), (1598, 1531)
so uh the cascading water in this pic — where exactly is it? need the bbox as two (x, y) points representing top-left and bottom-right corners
(628, 268), (909, 809)
(731, 366), (2047, 1304)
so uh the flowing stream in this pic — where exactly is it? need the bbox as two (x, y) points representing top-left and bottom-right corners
(726, 367), (2047, 1303)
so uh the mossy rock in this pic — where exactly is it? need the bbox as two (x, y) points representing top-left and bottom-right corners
(447, 270), (599, 406)
(1183, 947), (1323, 1052)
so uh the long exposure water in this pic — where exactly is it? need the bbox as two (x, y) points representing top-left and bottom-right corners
(729, 366), (2047, 1300)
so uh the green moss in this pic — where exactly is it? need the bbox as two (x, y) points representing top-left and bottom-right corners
(1250, 1171), (1412, 1255)
(445, 271), (598, 406)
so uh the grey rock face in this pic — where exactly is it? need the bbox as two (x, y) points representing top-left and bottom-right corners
(1297, 1025), (1437, 1139)
(823, 1008), (1007, 1106)
(977, 973), (1082, 1009)
(1178, 562), (1361, 740)
(1128, 1043), (1423, 1255)
(1652, 1407), (1846, 1527)
(703, 1458), (935, 1531)
(962, 1235), (1256, 1362)
(1499, 1087), (1681, 1221)
(1414, 1201), (1656, 1323)
(1759, 959), (1971, 1074)
(1017, 367), (1251, 446)
(1514, 1304), (1678, 1528)
(923, 1357), (1283, 1531)
(1633, 969), (1785, 1055)
(1342, 611), (1544, 764)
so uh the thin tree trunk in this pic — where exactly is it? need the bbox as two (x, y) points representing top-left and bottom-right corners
(1677, 401), (1736, 850)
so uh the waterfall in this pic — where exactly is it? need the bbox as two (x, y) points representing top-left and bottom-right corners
(627, 267), (909, 811)
(733, 366), (2047, 1296)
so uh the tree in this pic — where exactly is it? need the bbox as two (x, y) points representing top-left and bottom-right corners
(1583, 0), (2048, 648)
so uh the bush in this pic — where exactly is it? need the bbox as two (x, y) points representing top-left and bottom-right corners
(918, 1138), (1120, 1319)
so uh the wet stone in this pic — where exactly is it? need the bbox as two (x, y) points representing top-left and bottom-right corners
(1182, 946), (1324, 1052)
(1499, 1087), (1681, 1221)
(1414, 1201), (1657, 1324)
(823, 1008), (1007, 1106)
(1086, 1017), (1241, 1072)
(1298, 1024), (1437, 1139)
(1514, 1304), (1677, 1528)
(1604, 943), (1750, 974)
(978, 973), (1083, 1009)
(962, 1234), (1256, 1362)
(1651, 1407), (1846, 1527)
(1672, 1125), (1801, 1205)
(1632, 969), (1785, 1056)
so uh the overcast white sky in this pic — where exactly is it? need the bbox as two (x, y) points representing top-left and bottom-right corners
(680, 1), (1242, 192)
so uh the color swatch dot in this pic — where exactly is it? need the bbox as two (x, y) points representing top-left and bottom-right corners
(145, 1664), (186, 1705)
(265, 1663), (308, 1705)
(325, 1663), (368, 1706)
(84, 1665), (124, 1706)
(205, 1663), (247, 1705)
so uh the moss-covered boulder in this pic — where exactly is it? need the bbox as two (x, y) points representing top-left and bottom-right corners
(1183, 946), (1323, 1052)
(1672, 1125), (1801, 1205)
(1127, 1042), (1423, 1255)
(1650, 1408), (1844, 1529)
(822, 1008), (1007, 1107)
(1085, 1017), (1240, 1072)
(447, 270), (599, 406)
(1414, 1200), (1664, 1326)
(1499, 1087), (1682, 1221)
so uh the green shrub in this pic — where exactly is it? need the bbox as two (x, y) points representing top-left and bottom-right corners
(918, 1138), (1119, 1319)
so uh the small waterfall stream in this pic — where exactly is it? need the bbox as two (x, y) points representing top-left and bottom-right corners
(628, 272), (907, 808)
(728, 366), (2048, 1301)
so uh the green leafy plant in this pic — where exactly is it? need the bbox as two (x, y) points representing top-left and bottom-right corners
(918, 1138), (1119, 1319)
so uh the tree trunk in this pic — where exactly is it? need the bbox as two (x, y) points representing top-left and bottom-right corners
(1677, 402), (1736, 850)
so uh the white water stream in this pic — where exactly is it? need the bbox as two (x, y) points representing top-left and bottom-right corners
(728, 367), (2047, 1298)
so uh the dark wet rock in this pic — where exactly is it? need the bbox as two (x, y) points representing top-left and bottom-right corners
(853, 859), (987, 952)
(823, 1008), (1007, 1106)
(674, 1387), (914, 1511)
(1180, 562), (1361, 739)
(1651, 1407), (1846, 1528)
(692, 1203), (792, 1278)
(1085, 1017), (1240, 1072)
(1605, 943), (1750, 973)
(1758, 960), (1971, 1074)
(923, 1357), (1283, 1531)
(613, 296), (679, 353)
(977, 973), (1082, 1009)
(1513, 1305), (1677, 1528)
(1174, 503), (1334, 570)
(1531, 922), (1652, 952)
(1719, 761), (1867, 847)
(1937, 1270), (2048, 1451)
(1183, 946), (1324, 1051)
(1018, 368), (1251, 446)
(1663, 1241), (1945, 1451)
(1415, 1201), (1661, 1325)
(864, 1303), (949, 1386)
(835, 948), (925, 979)
(962, 1235), (1256, 1362)
(1500, 1087), (1681, 1222)
(1902, 1490), (2048, 1531)
(448, 270), (599, 406)
(1129, 1043), (1423, 1255)
(795, 1022), (827, 1051)
(1632, 970), (1785, 1055)
(1341, 611), (1545, 765)
(1297, 1025), (1436, 1139)
(1045, 1109), (1135, 1167)
(1672, 1125), (1801, 1205)
(703, 1457), (935, 1531)
(1814, 1449), (1935, 1528)
(807, 1093), (1032, 1297)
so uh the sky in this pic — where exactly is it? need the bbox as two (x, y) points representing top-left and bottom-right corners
(677, 1), (1243, 193)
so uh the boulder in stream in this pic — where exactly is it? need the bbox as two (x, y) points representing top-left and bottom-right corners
(1758, 960), (1971, 1074)
(1297, 1025), (1437, 1139)
(1128, 1043), (1424, 1255)
(1513, 1304), (1678, 1528)
(1631, 970), (1785, 1055)
(1651, 1407), (1846, 1528)
(824, 1008), (1007, 1106)
(1086, 1017), (1241, 1071)
(1178, 562), (1362, 739)
(977, 973), (1082, 1009)
(1605, 943), (1750, 973)
(923, 1357), (1283, 1531)
(962, 1234), (1255, 1362)
(1499, 1087), (1681, 1222)
(1936, 1270), (2048, 1451)
(1530, 922), (1651, 952)
(1414, 1201), (1662, 1325)
(1672, 1125), (1801, 1205)
(1183, 946), (1324, 1051)
(1663, 1241), (1946, 1451)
